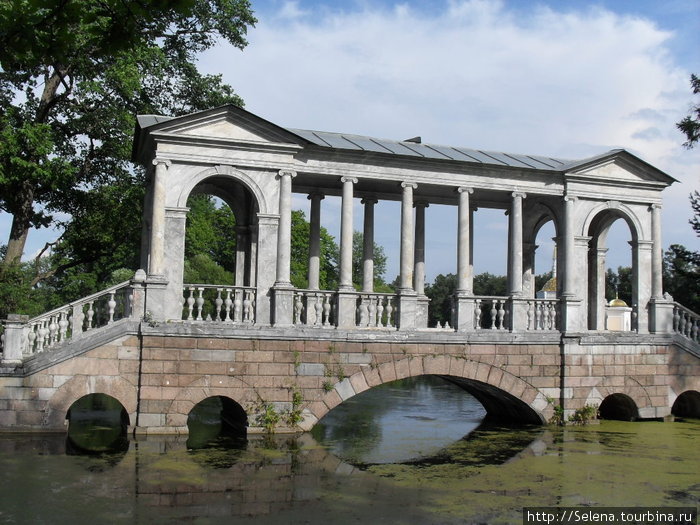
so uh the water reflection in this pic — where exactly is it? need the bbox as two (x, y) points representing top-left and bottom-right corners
(66, 393), (129, 455)
(312, 375), (487, 464)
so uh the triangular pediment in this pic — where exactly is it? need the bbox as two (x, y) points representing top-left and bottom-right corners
(135, 105), (308, 149)
(563, 150), (676, 186)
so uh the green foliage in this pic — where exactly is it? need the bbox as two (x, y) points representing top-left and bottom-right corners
(290, 210), (338, 289)
(352, 230), (388, 289)
(185, 194), (237, 273)
(183, 254), (233, 285)
(605, 266), (632, 306)
(663, 244), (699, 312)
(255, 402), (280, 434)
(425, 273), (457, 327)
(285, 389), (304, 426)
(677, 74), (700, 149)
(0, 0), (255, 275)
(546, 396), (565, 426)
(568, 404), (598, 425)
(473, 273), (508, 296)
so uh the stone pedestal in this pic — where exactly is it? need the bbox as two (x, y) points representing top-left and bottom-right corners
(560, 297), (583, 333)
(144, 276), (170, 322)
(397, 292), (418, 331)
(1, 314), (29, 366)
(336, 291), (358, 329)
(454, 293), (475, 332)
(272, 287), (295, 327)
(416, 295), (430, 328)
(649, 298), (675, 334)
(510, 298), (529, 332)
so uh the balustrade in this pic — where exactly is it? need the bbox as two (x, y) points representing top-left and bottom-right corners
(526, 299), (559, 331)
(473, 297), (510, 330)
(182, 285), (256, 324)
(293, 290), (334, 327)
(672, 303), (699, 344)
(22, 281), (134, 356)
(356, 293), (396, 329)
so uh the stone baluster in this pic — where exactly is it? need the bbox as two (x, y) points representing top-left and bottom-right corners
(214, 289), (223, 321)
(359, 296), (369, 327)
(27, 324), (37, 354)
(294, 293), (303, 325)
(58, 310), (69, 342)
(195, 288), (204, 321)
(314, 294), (323, 326)
(386, 298), (394, 328)
(550, 303), (557, 330)
(490, 300), (498, 330)
(672, 306), (680, 332)
(224, 290), (233, 322)
(185, 288), (195, 320)
(376, 297), (385, 327)
(678, 310), (686, 335)
(498, 300), (506, 330)
(323, 294), (332, 326)
(368, 296), (377, 327)
(86, 301), (95, 330)
(107, 292), (117, 324)
(233, 290), (243, 322)
(474, 299), (482, 329)
(243, 290), (253, 323)
(526, 301), (534, 330)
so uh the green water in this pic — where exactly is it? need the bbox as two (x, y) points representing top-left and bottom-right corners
(0, 380), (697, 524)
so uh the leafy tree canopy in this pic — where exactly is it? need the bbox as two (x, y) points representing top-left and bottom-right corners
(0, 0), (256, 269)
(677, 74), (700, 149)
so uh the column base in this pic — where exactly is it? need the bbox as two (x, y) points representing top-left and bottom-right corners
(560, 296), (583, 332)
(272, 287), (295, 327)
(416, 295), (430, 329)
(649, 298), (675, 334)
(397, 292), (417, 331)
(336, 291), (358, 329)
(454, 292), (475, 332)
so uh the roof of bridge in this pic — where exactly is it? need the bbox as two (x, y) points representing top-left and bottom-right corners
(135, 106), (676, 183)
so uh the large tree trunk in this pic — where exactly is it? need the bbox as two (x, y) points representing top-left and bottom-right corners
(2, 185), (34, 269)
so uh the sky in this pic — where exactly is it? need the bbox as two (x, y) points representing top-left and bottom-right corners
(1, 0), (698, 285)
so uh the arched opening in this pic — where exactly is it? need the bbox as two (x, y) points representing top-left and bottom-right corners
(65, 394), (129, 454)
(599, 393), (638, 421)
(587, 210), (637, 331)
(312, 374), (541, 465)
(531, 218), (558, 299)
(671, 391), (700, 419)
(182, 175), (259, 322)
(186, 396), (248, 449)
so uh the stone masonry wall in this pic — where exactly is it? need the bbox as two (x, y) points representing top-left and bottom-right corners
(0, 330), (698, 433)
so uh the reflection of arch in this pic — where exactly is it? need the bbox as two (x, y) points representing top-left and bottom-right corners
(585, 204), (640, 331)
(187, 395), (248, 448)
(165, 375), (255, 429)
(177, 165), (269, 214)
(672, 390), (700, 419)
(307, 356), (550, 429)
(599, 393), (639, 421)
(46, 375), (137, 429)
(66, 393), (130, 454)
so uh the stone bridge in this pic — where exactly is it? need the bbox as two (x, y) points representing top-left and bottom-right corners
(1, 105), (699, 434)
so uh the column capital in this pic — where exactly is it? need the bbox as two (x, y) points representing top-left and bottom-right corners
(630, 239), (654, 250)
(152, 158), (171, 168)
(649, 203), (662, 211)
(511, 191), (527, 199)
(414, 200), (429, 209)
(307, 192), (325, 201)
(340, 176), (358, 184)
(277, 169), (297, 179)
(401, 181), (417, 189)
(574, 235), (592, 247)
(564, 194), (578, 203)
(361, 197), (378, 205)
(457, 186), (474, 194)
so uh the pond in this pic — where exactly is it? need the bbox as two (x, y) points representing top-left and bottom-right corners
(0, 376), (697, 524)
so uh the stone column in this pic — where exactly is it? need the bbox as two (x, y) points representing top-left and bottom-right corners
(257, 214), (278, 326)
(273, 170), (296, 326)
(398, 182), (418, 330)
(148, 158), (170, 277)
(454, 187), (474, 331)
(338, 177), (358, 291)
(561, 195), (582, 332)
(336, 177), (358, 328)
(275, 170), (296, 287)
(414, 200), (430, 328)
(508, 192), (526, 296)
(632, 239), (652, 334)
(361, 197), (377, 293)
(235, 225), (248, 287)
(1, 314), (28, 366)
(588, 246), (608, 330)
(307, 193), (325, 290)
(650, 204), (663, 299)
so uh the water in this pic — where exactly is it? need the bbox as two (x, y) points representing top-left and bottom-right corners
(0, 377), (697, 524)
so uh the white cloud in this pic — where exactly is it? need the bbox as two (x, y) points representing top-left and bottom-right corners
(197, 0), (698, 277)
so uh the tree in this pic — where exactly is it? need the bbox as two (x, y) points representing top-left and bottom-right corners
(663, 245), (699, 312)
(185, 194), (237, 273)
(0, 0), (256, 269)
(424, 273), (457, 327)
(605, 267), (632, 306)
(677, 74), (700, 149)
(290, 210), (339, 290)
(351, 231), (389, 290)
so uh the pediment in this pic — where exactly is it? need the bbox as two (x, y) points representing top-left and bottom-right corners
(137, 105), (308, 146)
(564, 150), (676, 186)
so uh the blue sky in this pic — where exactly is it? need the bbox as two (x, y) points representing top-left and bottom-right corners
(1, 0), (698, 285)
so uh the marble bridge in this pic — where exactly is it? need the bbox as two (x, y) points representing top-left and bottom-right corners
(1, 105), (699, 434)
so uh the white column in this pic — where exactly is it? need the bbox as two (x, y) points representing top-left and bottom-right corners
(235, 225), (247, 286)
(275, 169), (296, 287)
(508, 192), (526, 296)
(399, 182), (417, 292)
(361, 197), (377, 293)
(414, 201), (428, 295)
(307, 193), (324, 290)
(650, 203), (663, 299)
(562, 195), (577, 297)
(339, 177), (357, 290)
(457, 187), (473, 293)
(148, 158), (170, 276)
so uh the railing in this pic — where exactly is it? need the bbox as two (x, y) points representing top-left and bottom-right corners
(473, 296), (510, 330)
(673, 303), (699, 344)
(182, 285), (256, 324)
(526, 299), (559, 331)
(293, 290), (335, 327)
(356, 293), (397, 329)
(23, 281), (134, 356)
